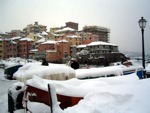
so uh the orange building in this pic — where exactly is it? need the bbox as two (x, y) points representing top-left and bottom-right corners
(38, 40), (58, 62)
(18, 38), (33, 59)
(38, 40), (70, 62)
(57, 39), (70, 58)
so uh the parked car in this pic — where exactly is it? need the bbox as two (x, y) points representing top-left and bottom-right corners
(4, 65), (23, 80)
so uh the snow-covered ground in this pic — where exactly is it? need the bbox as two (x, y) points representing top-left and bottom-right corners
(0, 68), (18, 113)
(0, 58), (150, 113)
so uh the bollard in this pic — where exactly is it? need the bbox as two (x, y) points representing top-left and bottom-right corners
(8, 85), (24, 113)
(8, 90), (14, 113)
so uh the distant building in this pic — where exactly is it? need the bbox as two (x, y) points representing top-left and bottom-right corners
(76, 41), (120, 65)
(38, 40), (57, 61)
(86, 41), (118, 54)
(66, 22), (78, 30)
(50, 27), (60, 33)
(3, 39), (18, 59)
(0, 21), (122, 64)
(66, 35), (82, 46)
(18, 38), (33, 59)
(54, 27), (76, 42)
(0, 39), (4, 58)
(76, 41), (118, 55)
(7, 30), (25, 38)
(23, 22), (47, 36)
(57, 39), (70, 59)
(38, 40), (70, 62)
(82, 26), (110, 42)
(0, 32), (9, 38)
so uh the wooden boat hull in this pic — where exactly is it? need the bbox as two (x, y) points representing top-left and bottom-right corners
(25, 85), (83, 110)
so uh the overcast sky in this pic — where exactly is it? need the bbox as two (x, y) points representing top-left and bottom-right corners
(0, 0), (150, 54)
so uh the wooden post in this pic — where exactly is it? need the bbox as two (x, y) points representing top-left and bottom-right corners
(48, 84), (53, 113)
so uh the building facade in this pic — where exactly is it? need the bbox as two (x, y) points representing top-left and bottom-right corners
(37, 40), (70, 62)
(1, 21), (122, 64)
(23, 22), (47, 36)
(2, 39), (18, 59)
(7, 30), (26, 38)
(18, 38), (33, 59)
(82, 26), (110, 42)
(66, 22), (78, 30)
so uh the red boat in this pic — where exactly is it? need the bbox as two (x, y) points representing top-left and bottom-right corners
(25, 84), (83, 111)
(23, 72), (140, 113)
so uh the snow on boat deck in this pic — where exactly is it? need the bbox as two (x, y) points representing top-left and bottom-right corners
(26, 73), (139, 97)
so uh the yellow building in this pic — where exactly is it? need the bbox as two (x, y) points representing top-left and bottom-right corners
(66, 35), (82, 46)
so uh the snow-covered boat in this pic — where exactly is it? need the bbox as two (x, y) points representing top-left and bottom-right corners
(13, 63), (76, 82)
(75, 65), (143, 79)
(13, 63), (144, 82)
(23, 74), (139, 112)
(8, 62), (144, 112)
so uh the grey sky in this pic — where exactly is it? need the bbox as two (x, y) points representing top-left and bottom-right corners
(0, 0), (150, 54)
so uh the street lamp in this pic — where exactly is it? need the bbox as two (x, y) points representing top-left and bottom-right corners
(138, 17), (147, 78)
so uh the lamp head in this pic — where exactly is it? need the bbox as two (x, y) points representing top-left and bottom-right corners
(138, 17), (147, 29)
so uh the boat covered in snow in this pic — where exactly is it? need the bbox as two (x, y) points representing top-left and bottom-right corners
(13, 63), (76, 82)
(8, 62), (144, 112)
(23, 73), (139, 112)
(13, 62), (144, 82)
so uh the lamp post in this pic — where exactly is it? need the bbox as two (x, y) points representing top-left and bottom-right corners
(138, 17), (147, 78)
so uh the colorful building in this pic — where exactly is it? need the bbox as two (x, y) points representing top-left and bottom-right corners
(18, 38), (33, 59)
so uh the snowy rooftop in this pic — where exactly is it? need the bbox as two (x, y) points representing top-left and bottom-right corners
(57, 39), (69, 43)
(20, 37), (33, 41)
(87, 41), (117, 46)
(30, 49), (38, 52)
(11, 36), (22, 40)
(10, 40), (17, 44)
(35, 33), (43, 38)
(36, 37), (45, 43)
(41, 31), (48, 35)
(67, 35), (81, 38)
(46, 50), (57, 52)
(76, 44), (87, 48)
(41, 40), (57, 44)
(51, 33), (65, 36)
(55, 27), (76, 33)
(0, 31), (8, 35)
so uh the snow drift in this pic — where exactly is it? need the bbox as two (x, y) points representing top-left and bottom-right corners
(13, 63), (75, 82)
(26, 73), (139, 97)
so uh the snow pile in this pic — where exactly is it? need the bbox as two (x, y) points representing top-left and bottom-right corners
(146, 63), (150, 73)
(8, 81), (25, 110)
(75, 65), (123, 79)
(64, 78), (150, 113)
(23, 74), (150, 113)
(1, 57), (37, 69)
(26, 101), (51, 113)
(26, 73), (139, 97)
(13, 63), (75, 82)
(121, 65), (143, 72)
